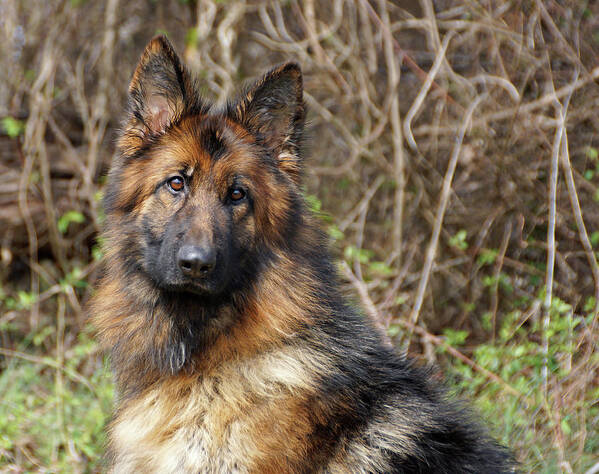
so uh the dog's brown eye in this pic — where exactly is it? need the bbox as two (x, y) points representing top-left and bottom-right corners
(168, 176), (184, 192)
(229, 188), (246, 202)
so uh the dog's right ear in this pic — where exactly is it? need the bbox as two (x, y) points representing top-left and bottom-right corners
(124, 35), (189, 141)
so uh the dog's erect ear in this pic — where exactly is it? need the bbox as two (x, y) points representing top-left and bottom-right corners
(233, 63), (305, 182)
(126, 35), (189, 138)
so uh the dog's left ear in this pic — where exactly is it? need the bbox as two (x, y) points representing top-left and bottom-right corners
(125, 35), (190, 141)
(233, 63), (305, 183)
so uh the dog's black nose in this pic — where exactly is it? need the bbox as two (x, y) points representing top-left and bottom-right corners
(177, 245), (216, 277)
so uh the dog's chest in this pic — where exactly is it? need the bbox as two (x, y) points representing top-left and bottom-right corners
(109, 374), (261, 473)
(108, 350), (321, 473)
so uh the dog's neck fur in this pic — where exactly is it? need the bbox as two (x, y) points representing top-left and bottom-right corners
(92, 231), (329, 399)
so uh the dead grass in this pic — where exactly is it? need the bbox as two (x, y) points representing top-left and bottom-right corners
(1, 1), (598, 472)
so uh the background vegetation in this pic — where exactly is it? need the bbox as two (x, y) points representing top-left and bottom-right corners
(1, 0), (598, 472)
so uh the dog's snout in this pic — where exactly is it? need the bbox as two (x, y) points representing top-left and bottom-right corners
(177, 245), (216, 277)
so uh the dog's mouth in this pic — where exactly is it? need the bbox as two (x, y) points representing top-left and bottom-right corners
(170, 277), (227, 296)
(153, 264), (228, 296)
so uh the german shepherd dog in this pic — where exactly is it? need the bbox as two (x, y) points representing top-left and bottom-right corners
(92, 36), (514, 473)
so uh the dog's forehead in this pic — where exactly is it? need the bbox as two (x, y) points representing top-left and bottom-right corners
(156, 115), (257, 176)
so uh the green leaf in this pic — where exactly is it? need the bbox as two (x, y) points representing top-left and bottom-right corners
(560, 418), (571, 436)
(478, 248), (498, 265)
(327, 225), (344, 241)
(584, 296), (596, 312)
(443, 328), (469, 346)
(449, 229), (468, 250)
(58, 210), (85, 234)
(550, 297), (571, 315)
(305, 194), (322, 213)
(481, 312), (492, 331)
(482, 275), (496, 287)
(32, 326), (54, 346)
(343, 245), (374, 264)
(185, 27), (198, 47)
(586, 146), (599, 160)
(16, 291), (36, 310)
(387, 324), (401, 337)
(394, 295), (407, 305)
(1, 117), (25, 138)
(60, 267), (87, 290)
(92, 245), (103, 261)
(369, 261), (393, 276)
(584, 170), (594, 180)
(498, 274), (514, 293)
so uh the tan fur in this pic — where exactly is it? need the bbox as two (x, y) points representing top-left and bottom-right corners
(108, 336), (330, 473)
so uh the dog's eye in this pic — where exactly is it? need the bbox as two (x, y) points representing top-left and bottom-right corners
(168, 176), (185, 192)
(229, 188), (246, 202)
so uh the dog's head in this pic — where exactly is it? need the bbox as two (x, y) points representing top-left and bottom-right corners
(104, 36), (306, 298)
